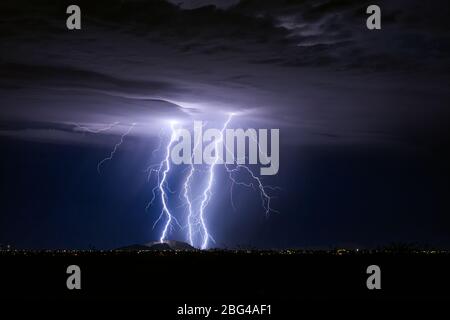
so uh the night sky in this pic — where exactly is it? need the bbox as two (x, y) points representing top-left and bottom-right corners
(1, 0), (450, 249)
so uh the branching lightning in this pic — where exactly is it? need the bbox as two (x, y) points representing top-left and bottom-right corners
(224, 164), (280, 216)
(198, 114), (233, 249)
(157, 122), (179, 242)
(150, 114), (279, 249)
(97, 123), (136, 173)
(84, 115), (279, 250)
(183, 161), (196, 246)
(222, 132), (280, 216)
(183, 132), (202, 247)
(145, 122), (182, 243)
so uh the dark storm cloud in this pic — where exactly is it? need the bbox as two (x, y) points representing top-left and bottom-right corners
(2, 0), (449, 71)
(167, 0), (240, 9)
(0, 60), (192, 142)
(0, 62), (187, 96)
(230, 0), (450, 71)
(0, 0), (449, 147)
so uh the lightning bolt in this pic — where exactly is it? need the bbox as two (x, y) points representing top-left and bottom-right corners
(222, 134), (279, 215)
(145, 122), (181, 243)
(224, 164), (280, 216)
(158, 122), (178, 242)
(72, 121), (120, 134)
(97, 123), (136, 173)
(183, 142), (197, 247)
(198, 114), (234, 249)
(182, 122), (208, 247)
(181, 115), (279, 249)
(81, 117), (279, 250)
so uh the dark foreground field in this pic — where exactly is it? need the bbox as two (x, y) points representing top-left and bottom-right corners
(1, 249), (449, 304)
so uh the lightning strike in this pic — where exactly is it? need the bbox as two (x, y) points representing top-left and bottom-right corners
(183, 144), (198, 246)
(183, 155), (196, 246)
(225, 164), (280, 216)
(97, 123), (136, 173)
(86, 116), (279, 250)
(154, 122), (179, 243)
(222, 137), (279, 215)
(174, 115), (279, 249)
(182, 122), (207, 247)
(198, 114), (234, 249)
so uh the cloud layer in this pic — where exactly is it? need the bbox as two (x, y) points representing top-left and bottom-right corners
(0, 0), (449, 147)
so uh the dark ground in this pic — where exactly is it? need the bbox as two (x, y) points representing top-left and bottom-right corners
(1, 249), (449, 302)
